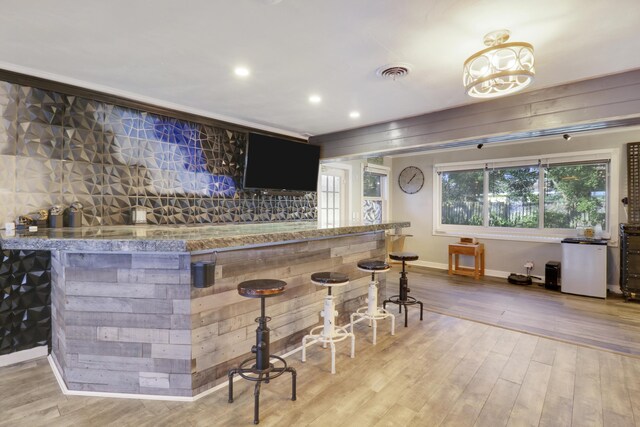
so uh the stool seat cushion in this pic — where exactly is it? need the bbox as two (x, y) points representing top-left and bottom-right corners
(238, 279), (287, 298)
(310, 272), (349, 286)
(357, 259), (390, 272)
(389, 252), (419, 262)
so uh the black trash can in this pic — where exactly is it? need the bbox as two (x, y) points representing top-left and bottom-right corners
(545, 261), (561, 290)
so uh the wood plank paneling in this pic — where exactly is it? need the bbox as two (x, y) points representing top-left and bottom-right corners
(312, 70), (640, 159)
(190, 232), (386, 393)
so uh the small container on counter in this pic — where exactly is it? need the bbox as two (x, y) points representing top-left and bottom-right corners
(49, 205), (64, 228)
(66, 202), (83, 228)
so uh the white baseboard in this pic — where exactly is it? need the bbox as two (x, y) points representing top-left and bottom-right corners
(407, 260), (545, 283)
(48, 355), (196, 402)
(0, 346), (48, 367)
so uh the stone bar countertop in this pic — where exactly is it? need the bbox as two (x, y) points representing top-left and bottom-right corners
(0, 221), (410, 252)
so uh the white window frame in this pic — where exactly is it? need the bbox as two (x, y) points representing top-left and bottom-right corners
(433, 149), (620, 244)
(362, 164), (390, 224)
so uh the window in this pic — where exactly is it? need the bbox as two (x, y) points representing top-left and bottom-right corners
(489, 166), (539, 228)
(544, 163), (607, 229)
(362, 165), (389, 225)
(434, 150), (619, 241)
(441, 170), (483, 226)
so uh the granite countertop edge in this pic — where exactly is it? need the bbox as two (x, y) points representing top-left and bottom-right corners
(0, 221), (411, 253)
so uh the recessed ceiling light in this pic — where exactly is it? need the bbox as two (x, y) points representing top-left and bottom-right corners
(349, 111), (360, 119)
(234, 67), (250, 77)
(309, 95), (322, 104)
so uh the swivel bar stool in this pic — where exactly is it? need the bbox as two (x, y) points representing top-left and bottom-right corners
(383, 252), (424, 327)
(350, 259), (395, 345)
(228, 279), (296, 425)
(302, 272), (355, 374)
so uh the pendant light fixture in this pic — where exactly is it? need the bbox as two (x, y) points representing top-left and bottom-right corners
(463, 30), (535, 98)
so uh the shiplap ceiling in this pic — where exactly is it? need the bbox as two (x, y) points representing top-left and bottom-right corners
(1, 0), (639, 139)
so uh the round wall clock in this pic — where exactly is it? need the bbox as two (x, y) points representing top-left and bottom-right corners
(398, 166), (424, 194)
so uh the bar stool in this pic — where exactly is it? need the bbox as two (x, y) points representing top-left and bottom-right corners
(228, 279), (296, 425)
(301, 272), (355, 374)
(350, 259), (395, 345)
(383, 252), (424, 327)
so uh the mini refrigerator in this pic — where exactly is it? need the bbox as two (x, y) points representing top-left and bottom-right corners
(561, 238), (607, 298)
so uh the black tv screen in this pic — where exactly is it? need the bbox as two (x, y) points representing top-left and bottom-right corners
(243, 133), (321, 192)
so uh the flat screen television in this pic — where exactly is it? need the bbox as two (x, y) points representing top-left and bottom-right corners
(243, 133), (321, 192)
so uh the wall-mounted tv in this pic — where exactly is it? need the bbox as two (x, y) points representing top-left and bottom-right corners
(243, 133), (321, 192)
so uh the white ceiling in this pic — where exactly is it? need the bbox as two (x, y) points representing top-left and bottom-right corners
(1, 0), (639, 139)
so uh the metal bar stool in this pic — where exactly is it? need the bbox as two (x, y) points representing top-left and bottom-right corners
(228, 279), (296, 425)
(350, 259), (395, 344)
(301, 272), (355, 374)
(383, 252), (424, 327)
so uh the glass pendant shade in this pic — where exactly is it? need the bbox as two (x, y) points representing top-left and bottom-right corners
(463, 30), (535, 98)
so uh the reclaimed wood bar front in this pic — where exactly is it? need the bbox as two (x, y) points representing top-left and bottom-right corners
(0, 221), (409, 398)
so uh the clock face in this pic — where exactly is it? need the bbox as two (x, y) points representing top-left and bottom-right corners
(398, 166), (424, 194)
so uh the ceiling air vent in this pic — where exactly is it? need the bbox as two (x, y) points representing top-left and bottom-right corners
(376, 63), (412, 80)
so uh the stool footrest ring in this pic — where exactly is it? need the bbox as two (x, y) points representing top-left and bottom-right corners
(353, 306), (393, 319)
(235, 355), (289, 382)
(382, 295), (424, 328)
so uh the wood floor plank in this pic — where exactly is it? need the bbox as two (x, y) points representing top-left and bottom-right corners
(622, 356), (640, 392)
(538, 342), (577, 427)
(411, 327), (503, 425)
(599, 350), (636, 427)
(499, 333), (539, 385)
(573, 346), (604, 427)
(531, 337), (557, 366)
(474, 378), (521, 427)
(408, 266), (640, 357)
(440, 351), (510, 427)
(491, 329), (520, 357)
(396, 321), (485, 413)
(1, 268), (640, 426)
(376, 403), (418, 427)
(507, 360), (553, 426)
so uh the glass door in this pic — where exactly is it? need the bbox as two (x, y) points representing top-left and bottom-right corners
(319, 167), (347, 227)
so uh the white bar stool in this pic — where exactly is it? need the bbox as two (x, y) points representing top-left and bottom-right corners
(350, 259), (395, 345)
(301, 272), (355, 374)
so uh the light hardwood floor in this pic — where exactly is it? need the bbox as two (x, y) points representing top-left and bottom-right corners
(403, 266), (640, 356)
(1, 268), (639, 426)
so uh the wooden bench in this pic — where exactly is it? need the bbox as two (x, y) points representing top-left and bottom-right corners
(448, 242), (485, 279)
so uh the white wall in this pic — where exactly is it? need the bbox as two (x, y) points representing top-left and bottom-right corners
(390, 128), (640, 290)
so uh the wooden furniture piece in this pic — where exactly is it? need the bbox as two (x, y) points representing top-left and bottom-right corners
(383, 252), (424, 327)
(448, 241), (485, 280)
(302, 272), (355, 374)
(620, 223), (640, 301)
(228, 279), (296, 425)
(350, 259), (395, 345)
(628, 142), (640, 223)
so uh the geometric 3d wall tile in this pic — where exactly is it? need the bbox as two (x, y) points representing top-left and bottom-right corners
(0, 250), (51, 356)
(2, 77), (317, 226)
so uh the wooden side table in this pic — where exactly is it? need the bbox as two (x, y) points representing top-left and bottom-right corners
(448, 243), (485, 279)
